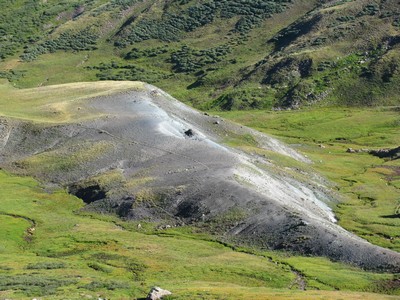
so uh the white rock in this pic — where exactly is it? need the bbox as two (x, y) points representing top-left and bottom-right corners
(146, 286), (172, 300)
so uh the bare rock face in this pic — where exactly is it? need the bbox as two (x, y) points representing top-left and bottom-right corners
(146, 287), (172, 300)
(1, 83), (399, 272)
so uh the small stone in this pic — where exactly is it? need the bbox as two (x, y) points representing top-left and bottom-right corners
(184, 129), (194, 137)
(346, 148), (356, 153)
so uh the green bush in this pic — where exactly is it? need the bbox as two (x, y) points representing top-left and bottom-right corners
(207, 88), (270, 110)
(358, 4), (380, 17)
(87, 262), (113, 273)
(89, 61), (169, 83)
(0, 0), (86, 60)
(21, 28), (98, 61)
(115, 0), (291, 46)
(80, 279), (128, 291)
(26, 262), (66, 270)
(0, 274), (77, 296)
(125, 46), (169, 59)
(0, 70), (26, 81)
(171, 44), (232, 73)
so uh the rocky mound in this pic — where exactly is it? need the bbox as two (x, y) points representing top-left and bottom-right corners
(0, 83), (399, 272)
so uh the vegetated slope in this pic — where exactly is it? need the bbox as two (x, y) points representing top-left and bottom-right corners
(0, 80), (399, 273)
(219, 106), (400, 253)
(1, 0), (400, 109)
(1, 170), (399, 299)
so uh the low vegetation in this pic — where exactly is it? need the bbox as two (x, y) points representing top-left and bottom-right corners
(2, 0), (398, 110)
(0, 169), (398, 299)
(219, 107), (400, 252)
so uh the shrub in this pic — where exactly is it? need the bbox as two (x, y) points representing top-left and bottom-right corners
(26, 262), (65, 270)
(170, 44), (232, 73)
(0, 274), (77, 296)
(21, 28), (98, 61)
(81, 280), (128, 291)
(114, 0), (291, 46)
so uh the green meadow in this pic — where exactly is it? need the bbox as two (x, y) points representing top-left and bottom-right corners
(219, 108), (400, 252)
(0, 170), (398, 299)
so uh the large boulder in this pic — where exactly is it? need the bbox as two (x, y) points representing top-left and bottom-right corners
(146, 286), (172, 300)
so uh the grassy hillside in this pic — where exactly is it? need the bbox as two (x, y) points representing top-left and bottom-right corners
(1, 0), (399, 109)
(0, 0), (399, 297)
(219, 107), (400, 252)
(0, 169), (398, 299)
(0, 79), (398, 298)
(0, 79), (143, 122)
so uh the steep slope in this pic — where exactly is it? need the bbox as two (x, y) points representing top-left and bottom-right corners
(0, 81), (399, 271)
(1, 0), (399, 109)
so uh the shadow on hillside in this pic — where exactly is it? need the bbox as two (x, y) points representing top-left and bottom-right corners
(381, 214), (400, 219)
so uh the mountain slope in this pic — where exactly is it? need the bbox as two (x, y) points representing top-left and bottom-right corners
(0, 168), (398, 299)
(1, 0), (399, 109)
(0, 1), (399, 298)
(0, 81), (399, 272)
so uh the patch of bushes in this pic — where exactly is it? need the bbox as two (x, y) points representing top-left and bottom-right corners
(269, 38), (400, 108)
(87, 61), (170, 83)
(0, 274), (77, 296)
(26, 262), (66, 270)
(91, 252), (126, 262)
(0, 0), (47, 59)
(0, 69), (26, 82)
(0, 0), (90, 60)
(358, 4), (380, 17)
(336, 15), (355, 22)
(21, 28), (98, 61)
(126, 260), (147, 281)
(170, 44), (232, 73)
(219, 0), (290, 32)
(87, 262), (113, 273)
(115, 0), (291, 46)
(90, 252), (147, 280)
(207, 88), (271, 111)
(125, 46), (169, 59)
(80, 279), (128, 291)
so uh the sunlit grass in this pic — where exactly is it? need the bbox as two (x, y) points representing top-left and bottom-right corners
(0, 79), (143, 122)
(0, 168), (397, 298)
(219, 107), (400, 251)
